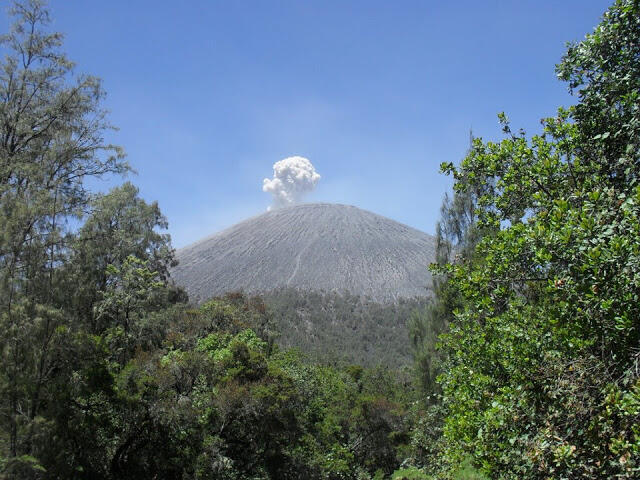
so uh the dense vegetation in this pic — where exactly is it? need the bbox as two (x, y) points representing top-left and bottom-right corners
(1, 0), (639, 478)
(412, 0), (640, 478)
(263, 288), (430, 369)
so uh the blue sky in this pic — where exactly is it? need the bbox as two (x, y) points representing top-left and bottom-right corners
(2, 1), (612, 248)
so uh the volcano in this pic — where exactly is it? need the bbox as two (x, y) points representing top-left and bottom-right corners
(172, 203), (436, 303)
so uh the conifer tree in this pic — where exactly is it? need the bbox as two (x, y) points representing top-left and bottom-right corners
(0, 0), (126, 471)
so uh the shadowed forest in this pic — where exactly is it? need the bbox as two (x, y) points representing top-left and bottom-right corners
(1, 0), (639, 478)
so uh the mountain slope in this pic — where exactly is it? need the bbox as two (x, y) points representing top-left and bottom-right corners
(172, 203), (436, 303)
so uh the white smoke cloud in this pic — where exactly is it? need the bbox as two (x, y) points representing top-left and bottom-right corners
(263, 156), (321, 210)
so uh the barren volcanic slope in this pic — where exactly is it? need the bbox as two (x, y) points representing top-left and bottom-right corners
(172, 203), (436, 303)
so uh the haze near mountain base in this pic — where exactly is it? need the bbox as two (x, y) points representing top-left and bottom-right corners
(263, 156), (320, 210)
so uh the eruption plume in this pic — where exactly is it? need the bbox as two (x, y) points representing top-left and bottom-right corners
(263, 156), (320, 210)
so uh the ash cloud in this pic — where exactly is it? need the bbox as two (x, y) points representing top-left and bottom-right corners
(263, 156), (321, 210)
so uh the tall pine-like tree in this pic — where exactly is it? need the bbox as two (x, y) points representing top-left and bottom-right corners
(0, 0), (126, 472)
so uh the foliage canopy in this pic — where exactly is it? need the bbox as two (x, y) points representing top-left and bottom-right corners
(431, 1), (640, 477)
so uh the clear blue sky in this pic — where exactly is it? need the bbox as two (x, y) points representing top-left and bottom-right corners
(2, 1), (613, 248)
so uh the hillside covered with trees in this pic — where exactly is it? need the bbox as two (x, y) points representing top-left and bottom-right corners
(1, 0), (639, 479)
(262, 288), (430, 369)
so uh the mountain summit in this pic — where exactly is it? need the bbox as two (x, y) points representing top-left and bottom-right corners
(172, 203), (436, 303)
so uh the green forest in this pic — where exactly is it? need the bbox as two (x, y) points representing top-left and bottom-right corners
(1, 0), (639, 478)
(262, 288), (431, 369)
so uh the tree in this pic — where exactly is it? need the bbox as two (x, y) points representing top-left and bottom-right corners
(434, 1), (640, 477)
(407, 134), (486, 477)
(409, 132), (484, 398)
(67, 182), (179, 331)
(0, 0), (126, 471)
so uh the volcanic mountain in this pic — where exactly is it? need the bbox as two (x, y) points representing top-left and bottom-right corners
(172, 203), (436, 303)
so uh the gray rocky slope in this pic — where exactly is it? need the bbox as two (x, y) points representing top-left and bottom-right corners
(172, 203), (436, 303)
